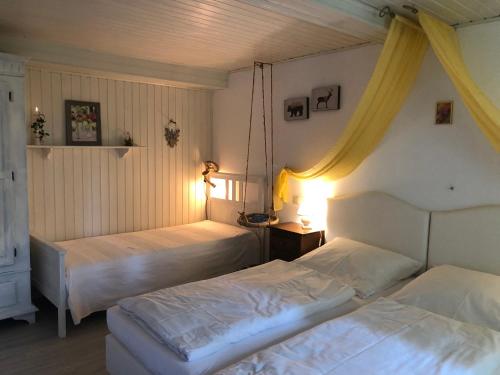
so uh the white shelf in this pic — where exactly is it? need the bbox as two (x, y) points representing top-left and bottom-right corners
(27, 145), (145, 159)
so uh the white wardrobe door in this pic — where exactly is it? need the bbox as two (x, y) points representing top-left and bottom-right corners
(0, 82), (13, 265)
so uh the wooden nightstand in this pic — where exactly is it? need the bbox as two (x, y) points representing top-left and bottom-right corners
(269, 222), (325, 261)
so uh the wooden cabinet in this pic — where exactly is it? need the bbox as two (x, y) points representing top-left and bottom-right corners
(0, 53), (37, 323)
(270, 222), (324, 261)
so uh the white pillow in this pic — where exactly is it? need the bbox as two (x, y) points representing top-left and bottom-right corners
(391, 265), (500, 331)
(294, 237), (422, 298)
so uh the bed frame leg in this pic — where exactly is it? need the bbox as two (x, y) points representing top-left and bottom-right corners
(58, 305), (66, 338)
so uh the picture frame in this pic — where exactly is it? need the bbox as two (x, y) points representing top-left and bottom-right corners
(65, 100), (102, 145)
(311, 85), (341, 111)
(435, 101), (453, 125)
(284, 97), (309, 121)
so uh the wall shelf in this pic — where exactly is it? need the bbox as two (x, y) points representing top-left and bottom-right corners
(26, 145), (145, 159)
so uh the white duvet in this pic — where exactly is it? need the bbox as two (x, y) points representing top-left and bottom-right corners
(218, 298), (500, 375)
(118, 260), (355, 362)
(56, 221), (259, 324)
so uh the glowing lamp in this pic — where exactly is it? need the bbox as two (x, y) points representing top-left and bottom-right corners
(297, 203), (312, 230)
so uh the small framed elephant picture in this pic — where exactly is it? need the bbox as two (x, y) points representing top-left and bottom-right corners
(284, 97), (309, 121)
(311, 85), (341, 111)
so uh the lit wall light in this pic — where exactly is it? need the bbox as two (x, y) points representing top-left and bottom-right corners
(210, 178), (227, 199)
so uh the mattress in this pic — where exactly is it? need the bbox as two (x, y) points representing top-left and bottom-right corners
(106, 279), (413, 375)
(56, 220), (260, 324)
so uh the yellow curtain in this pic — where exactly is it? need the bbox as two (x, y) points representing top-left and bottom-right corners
(274, 16), (428, 210)
(419, 12), (500, 152)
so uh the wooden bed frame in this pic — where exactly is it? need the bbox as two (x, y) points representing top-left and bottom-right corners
(29, 172), (265, 338)
(30, 235), (67, 337)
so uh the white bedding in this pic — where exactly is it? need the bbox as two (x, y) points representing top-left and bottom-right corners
(56, 220), (259, 324)
(118, 260), (355, 362)
(218, 298), (500, 375)
(106, 280), (411, 375)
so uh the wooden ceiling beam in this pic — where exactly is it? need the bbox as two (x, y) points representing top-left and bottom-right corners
(0, 36), (228, 89)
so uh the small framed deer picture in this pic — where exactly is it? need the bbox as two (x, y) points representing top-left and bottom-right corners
(311, 85), (341, 111)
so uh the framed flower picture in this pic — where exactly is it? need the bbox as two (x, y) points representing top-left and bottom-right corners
(65, 100), (102, 145)
(435, 101), (453, 125)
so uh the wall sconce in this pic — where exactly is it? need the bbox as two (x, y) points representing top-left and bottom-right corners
(202, 160), (219, 188)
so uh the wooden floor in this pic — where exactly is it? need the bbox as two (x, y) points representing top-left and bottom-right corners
(0, 297), (108, 375)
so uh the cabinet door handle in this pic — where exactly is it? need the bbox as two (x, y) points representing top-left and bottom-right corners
(9, 91), (13, 102)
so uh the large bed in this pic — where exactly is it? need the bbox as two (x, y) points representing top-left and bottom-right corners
(218, 204), (500, 374)
(30, 173), (262, 338)
(105, 191), (431, 375)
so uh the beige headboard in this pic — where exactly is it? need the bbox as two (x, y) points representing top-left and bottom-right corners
(326, 192), (430, 265)
(428, 206), (500, 275)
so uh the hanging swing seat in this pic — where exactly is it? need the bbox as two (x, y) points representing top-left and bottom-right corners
(237, 61), (278, 229)
(238, 212), (279, 228)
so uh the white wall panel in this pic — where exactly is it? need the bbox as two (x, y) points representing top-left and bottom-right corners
(26, 67), (212, 241)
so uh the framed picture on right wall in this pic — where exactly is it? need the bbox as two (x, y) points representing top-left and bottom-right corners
(435, 101), (453, 125)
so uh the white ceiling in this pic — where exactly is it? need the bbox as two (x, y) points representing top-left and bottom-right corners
(0, 0), (368, 71)
(0, 0), (499, 74)
(370, 0), (500, 25)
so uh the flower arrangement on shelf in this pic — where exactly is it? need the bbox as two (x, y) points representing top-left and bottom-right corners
(123, 131), (134, 146)
(31, 107), (50, 145)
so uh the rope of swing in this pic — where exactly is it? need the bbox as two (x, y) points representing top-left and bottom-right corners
(242, 62), (257, 214)
(260, 63), (269, 219)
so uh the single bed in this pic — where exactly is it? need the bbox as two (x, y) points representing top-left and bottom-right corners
(30, 173), (263, 338)
(105, 191), (431, 375)
(217, 203), (500, 375)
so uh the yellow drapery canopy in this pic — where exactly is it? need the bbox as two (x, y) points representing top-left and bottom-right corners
(274, 16), (429, 210)
(419, 12), (500, 152)
(274, 13), (500, 211)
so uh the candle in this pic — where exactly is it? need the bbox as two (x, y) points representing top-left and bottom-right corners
(35, 106), (39, 114)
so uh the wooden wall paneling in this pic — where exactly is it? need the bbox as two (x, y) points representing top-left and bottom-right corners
(107, 80), (118, 235)
(41, 70), (56, 241)
(115, 80), (126, 234)
(50, 72), (64, 144)
(99, 78), (110, 235)
(175, 89), (183, 225)
(194, 90), (201, 222)
(157, 85), (166, 228)
(52, 149), (65, 240)
(166, 87), (174, 225)
(30, 69), (45, 236)
(205, 90), (213, 218)
(26, 68), (212, 241)
(82, 149), (93, 237)
(124, 82), (134, 232)
(182, 89), (189, 224)
(90, 77), (101, 236)
(147, 85), (156, 229)
(73, 149), (84, 239)
(188, 90), (195, 223)
(139, 84), (148, 231)
(132, 83), (141, 231)
(26, 151), (35, 232)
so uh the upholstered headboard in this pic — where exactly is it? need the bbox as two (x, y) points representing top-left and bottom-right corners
(326, 192), (430, 264)
(428, 206), (500, 275)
